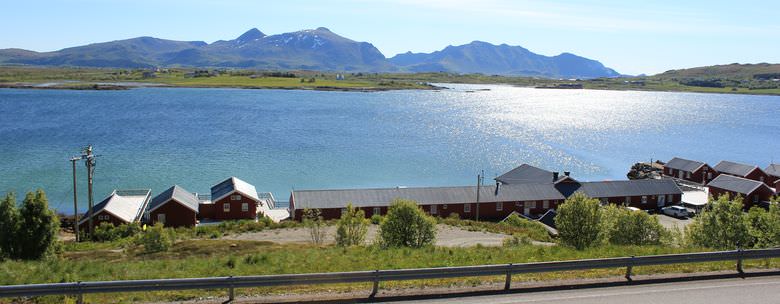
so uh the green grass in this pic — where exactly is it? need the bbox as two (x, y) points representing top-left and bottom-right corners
(3, 238), (779, 303)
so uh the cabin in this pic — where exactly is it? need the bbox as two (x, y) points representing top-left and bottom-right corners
(77, 189), (152, 232)
(663, 157), (717, 184)
(714, 161), (770, 185)
(289, 175), (682, 221)
(197, 177), (288, 222)
(764, 164), (780, 193)
(147, 185), (200, 228)
(707, 174), (775, 209)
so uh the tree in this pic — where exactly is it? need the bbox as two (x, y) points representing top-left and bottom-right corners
(137, 223), (173, 253)
(379, 199), (436, 248)
(555, 192), (602, 250)
(17, 189), (60, 259)
(745, 204), (780, 248)
(335, 203), (368, 246)
(303, 208), (327, 245)
(0, 193), (20, 259)
(686, 194), (750, 249)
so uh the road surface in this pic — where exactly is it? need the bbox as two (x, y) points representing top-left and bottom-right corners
(379, 275), (780, 304)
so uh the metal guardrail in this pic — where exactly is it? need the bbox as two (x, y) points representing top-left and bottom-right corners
(1, 248), (779, 303)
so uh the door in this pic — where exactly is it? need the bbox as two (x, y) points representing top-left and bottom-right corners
(524, 206), (531, 216)
(657, 195), (666, 208)
(678, 171), (683, 179)
(157, 213), (166, 225)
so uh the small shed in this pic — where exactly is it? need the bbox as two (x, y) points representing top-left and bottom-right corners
(664, 157), (716, 184)
(78, 189), (151, 232)
(148, 185), (200, 227)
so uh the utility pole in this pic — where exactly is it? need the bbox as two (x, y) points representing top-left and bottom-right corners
(70, 157), (80, 242)
(84, 145), (96, 237)
(476, 170), (484, 221)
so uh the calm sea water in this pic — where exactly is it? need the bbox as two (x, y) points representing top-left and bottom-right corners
(1, 84), (778, 213)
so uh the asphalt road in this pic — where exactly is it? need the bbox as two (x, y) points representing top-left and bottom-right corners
(380, 275), (780, 304)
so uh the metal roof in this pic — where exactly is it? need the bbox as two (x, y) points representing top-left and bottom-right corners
(148, 185), (199, 213)
(211, 177), (260, 203)
(495, 164), (556, 184)
(78, 189), (151, 225)
(714, 161), (759, 177)
(292, 183), (566, 210)
(555, 179), (682, 198)
(707, 174), (767, 195)
(765, 164), (780, 178)
(665, 157), (705, 172)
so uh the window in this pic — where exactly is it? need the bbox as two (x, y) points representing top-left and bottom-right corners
(754, 195), (759, 203)
(625, 196), (631, 204)
(530, 201), (537, 208)
(641, 196), (648, 204)
(685, 172), (691, 178)
(442, 204), (448, 210)
(231, 194), (242, 201)
(157, 213), (165, 224)
(668, 194), (674, 202)
(373, 207), (381, 215)
(341, 208), (347, 216)
(242, 203), (249, 212)
(760, 176), (765, 182)
(223, 203), (230, 212)
(601, 198), (608, 205)
(464, 204), (471, 213)
(543, 200), (549, 209)
(496, 202), (503, 211)
(430, 205), (437, 214)
(707, 172), (712, 180)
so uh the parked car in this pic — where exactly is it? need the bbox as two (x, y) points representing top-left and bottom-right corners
(662, 205), (689, 218)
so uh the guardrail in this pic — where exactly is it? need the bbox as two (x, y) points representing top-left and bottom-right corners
(2, 248), (779, 303)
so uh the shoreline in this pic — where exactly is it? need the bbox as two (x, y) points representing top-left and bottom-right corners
(0, 82), (446, 92)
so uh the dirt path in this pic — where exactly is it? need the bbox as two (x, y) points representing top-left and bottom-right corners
(223, 224), (512, 247)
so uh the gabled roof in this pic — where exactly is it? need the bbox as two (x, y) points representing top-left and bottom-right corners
(292, 183), (566, 210)
(766, 164), (780, 178)
(495, 164), (555, 184)
(665, 157), (706, 173)
(708, 174), (768, 195)
(211, 177), (260, 203)
(148, 185), (199, 213)
(78, 189), (151, 225)
(714, 160), (761, 177)
(555, 179), (682, 198)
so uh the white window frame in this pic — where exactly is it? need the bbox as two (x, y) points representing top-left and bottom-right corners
(373, 207), (381, 215)
(241, 202), (249, 212)
(686, 171), (691, 178)
(442, 204), (447, 210)
(625, 196), (631, 204)
(641, 196), (648, 204)
(464, 204), (471, 213)
(231, 194), (242, 201)
(157, 213), (165, 224)
(430, 204), (437, 215)
(543, 200), (549, 209)
(496, 202), (503, 211)
(223, 203), (230, 212)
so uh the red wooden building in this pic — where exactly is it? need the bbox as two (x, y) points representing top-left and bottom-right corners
(663, 157), (717, 184)
(199, 177), (273, 221)
(77, 189), (151, 232)
(290, 165), (682, 221)
(765, 164), (780, 188)
(714, 161), (770, 185)
(707, 174), (775, 209)
(147, 185), (200, 227)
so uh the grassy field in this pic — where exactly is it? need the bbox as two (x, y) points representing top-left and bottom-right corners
(2, 233), (779, 303)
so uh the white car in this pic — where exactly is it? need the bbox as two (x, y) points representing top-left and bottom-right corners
(662, 206), (689, 218)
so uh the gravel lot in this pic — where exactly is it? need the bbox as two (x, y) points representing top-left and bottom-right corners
(223, 224), (513, 247)
(654, 214), (692, 230)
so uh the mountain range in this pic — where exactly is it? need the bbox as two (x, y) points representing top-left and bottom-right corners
(0, 28), (620, 78)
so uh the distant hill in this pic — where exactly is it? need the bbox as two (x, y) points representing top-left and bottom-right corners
(0, 28), (619, 77)
(655, 63), (780, 80)
(390, 41), (620, 78)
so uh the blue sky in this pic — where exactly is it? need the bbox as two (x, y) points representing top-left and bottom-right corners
(1, 0), (778, 75)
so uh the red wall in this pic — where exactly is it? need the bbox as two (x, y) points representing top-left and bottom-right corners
(709, 186), (774, 209)
(203, 193), (257, 220)
(665, 166), (717, 184)
(78, 210), (127, 232)
(150, 200), (198, 228)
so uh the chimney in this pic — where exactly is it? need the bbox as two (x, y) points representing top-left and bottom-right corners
(564, 171), (570, 177)
(495, 181), (500, 196)
(553, 172), (559, 181)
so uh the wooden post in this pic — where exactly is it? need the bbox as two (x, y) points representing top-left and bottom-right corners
(504, 264), (512, 290)
(71, 158), (79, 242)
(737, 249), (744, 276)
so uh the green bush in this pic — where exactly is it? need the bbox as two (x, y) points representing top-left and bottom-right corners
(9, 190), (60, 260)
(685, 194), (750, 249)
(746, 204), (780, 248)
(92, 222), (142, 242)
(137, 223), (174, 253)
(608, 209), (665, 246)
(555, 192), (602, 250)
(379, 199), (436, 248)
(0, 193), (20, 259)
(370, 214), (383, 225)
(303, 208), (327, 245)
(336, 204), (368, 247)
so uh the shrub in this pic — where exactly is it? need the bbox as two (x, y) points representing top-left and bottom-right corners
(92, 223), (142, 242)
(608, 209), (665, 246)
(0, 193), (20, 259)
(336, 204), (368, 247)
(555, 192), (602, 250)
(137, 223), (174, 253)
(17, 190), (60, 259)
(745, 204), (780, 248)
(379, 199), (436, 248)
(686, 194), (750, 249)
(303, 208), (327, 245)
(501, 214), (551, 242)
(370, 214), (383, 225)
